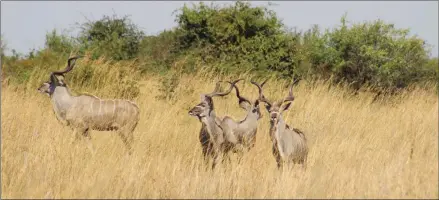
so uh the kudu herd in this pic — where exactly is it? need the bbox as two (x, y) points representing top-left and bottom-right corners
(37, 55), (308, 170)
(189, 78), (309, 169)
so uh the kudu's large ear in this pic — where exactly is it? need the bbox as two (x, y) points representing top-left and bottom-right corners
(200, 94), (207, 102)
(238, 99), (252, 111)
(264, 103), (271, 112)
(280, 102), (292, 113)
(240, 102), (251, 110)
(201, 94), (214, 109)
(254, 99), (260, 107)
(252, 99), (261, 114)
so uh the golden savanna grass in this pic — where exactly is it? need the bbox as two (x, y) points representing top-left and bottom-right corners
(1, 70), (438, 198)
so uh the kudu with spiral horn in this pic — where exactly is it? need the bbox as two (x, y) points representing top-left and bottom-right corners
(252, 80), (308, 169)
(220, 79), (267, 162)
(188, 79), (241, 169)
(37, 56), (140, 155)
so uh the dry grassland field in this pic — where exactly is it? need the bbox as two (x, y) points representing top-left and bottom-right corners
(1, 71), (438, 198)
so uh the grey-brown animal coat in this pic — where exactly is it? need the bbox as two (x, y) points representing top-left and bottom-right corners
(220, 80), (266, 160)
(188, 80), (241, 169)
(253, 80), (308, 169)
(37, 56), (140, 154)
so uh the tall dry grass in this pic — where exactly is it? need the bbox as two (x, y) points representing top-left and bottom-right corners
(1, 71), (438, 198)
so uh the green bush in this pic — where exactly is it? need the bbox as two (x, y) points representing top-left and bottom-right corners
(45, 30), (77, 55)
(138, 29), (181, 74)
(307, 15), (434, 92)
(173, 1), (301, 78)
(77, 14), (144, 61)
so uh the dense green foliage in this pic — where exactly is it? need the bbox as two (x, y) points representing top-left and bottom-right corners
(45, 30), (77, 55)
(173, 2), (301, 78)
(304, 15), (435, 91)
(2, 1), (437, 97)
(77, 14), (145, 60)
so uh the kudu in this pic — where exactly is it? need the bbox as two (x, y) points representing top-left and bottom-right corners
(220, 79), (266, 161)
(252, 80), (308, 169)
(37, 56), (140, 155)
(188, 80), (241, 169)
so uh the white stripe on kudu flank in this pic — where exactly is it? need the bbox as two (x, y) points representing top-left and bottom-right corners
(113, 100), (116, 118)
(98, 99), (102, 117)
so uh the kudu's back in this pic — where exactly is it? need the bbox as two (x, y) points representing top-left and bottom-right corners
(67, 95), (140, 131)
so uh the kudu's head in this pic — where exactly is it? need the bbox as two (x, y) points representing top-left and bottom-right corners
(252, 80), (296, 125)
(188, 80), (241, 120)
(37, 56), (83, 96)
(231, 79), (268, 120)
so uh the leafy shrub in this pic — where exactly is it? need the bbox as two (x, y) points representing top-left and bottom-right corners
(307, 15), (433, 92)
(77, 14), (144, 61)
(45, 30), (77, 55)
(138, 29), (181, 74)
(174, 1), (301, 77)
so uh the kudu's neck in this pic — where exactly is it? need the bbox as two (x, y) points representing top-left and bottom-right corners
(241, 109), (259, 126)
(270, 116), (287, 141)
(50, 86), (76, 114)
(268, 116), (287, 160)
(201, 110), (223, 136)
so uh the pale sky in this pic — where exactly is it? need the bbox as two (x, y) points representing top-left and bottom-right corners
(1, 1), (438, 57)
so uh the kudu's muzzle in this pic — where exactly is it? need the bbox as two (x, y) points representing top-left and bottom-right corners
(188, 110), (195, 116)
(188, 107), (199, 116)
(270, 112), (279, 121)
